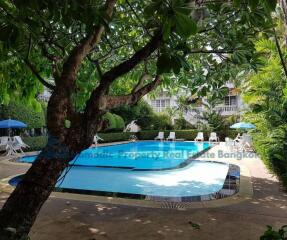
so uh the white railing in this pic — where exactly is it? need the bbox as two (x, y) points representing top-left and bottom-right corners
(215, 105), (238, 112)
(189, 105), (239, 113)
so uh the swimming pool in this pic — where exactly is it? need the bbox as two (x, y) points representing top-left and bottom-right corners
(13, 141), (240, 202)
(19, 141), (211, 170)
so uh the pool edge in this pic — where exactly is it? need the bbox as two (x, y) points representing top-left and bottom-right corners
(0, 163), (253, 210)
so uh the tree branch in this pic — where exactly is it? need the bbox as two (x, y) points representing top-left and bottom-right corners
(87, 32), (162, 99)
(198, 10), (240, 34)
(104, 75), (161, 109)
(274, 28), (287, 78)
(24, 59), (55, 90)
(132, 73), (151, 93)
(188, 49), (234, 54)
(126, 0), (151, 36)
(87, 56), (103, 78)
(58, 0), (117, 88)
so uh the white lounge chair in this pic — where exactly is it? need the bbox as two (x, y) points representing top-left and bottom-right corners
(93, 134), (104, 145)
(14, 136), (30, 148)
(234, 133), (241, 143)
(241, 135), (253, 151)
(154, 132), (164, 141)
(166, 132), (176, 141)
(194, 132), (204, 142)
(0, 137), (9, 153)
(209, 132), (219, 143)
(11, 140), (24, 154)
(0, 137), (21, 155)
(234, 135), (253, 152)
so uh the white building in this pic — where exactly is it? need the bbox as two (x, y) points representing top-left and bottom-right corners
(145, 83), (243, 124)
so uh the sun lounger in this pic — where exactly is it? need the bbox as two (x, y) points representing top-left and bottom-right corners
(166, 132), (176, 141)
(154, 132), (164, 141)
(209, 132), (219, 142)
(194, 132), (204, 142)
(93, 134), (104, 145)
(14, 136), (30, 148)
(0, 137), (9, 153)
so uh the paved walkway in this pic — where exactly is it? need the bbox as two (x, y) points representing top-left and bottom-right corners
(0, 143), (286, 240)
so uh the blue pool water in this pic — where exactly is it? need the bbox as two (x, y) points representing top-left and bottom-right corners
(13, 141), (235, 199)
(19, 141), (211, 170)
(56, 161), (229, 197)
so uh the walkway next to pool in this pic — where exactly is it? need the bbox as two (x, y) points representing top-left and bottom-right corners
(0, 142), (286, 240)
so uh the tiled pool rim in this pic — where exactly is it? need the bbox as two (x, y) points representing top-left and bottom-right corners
(8, 159), (240, 204)
(49, 162), (240, 203)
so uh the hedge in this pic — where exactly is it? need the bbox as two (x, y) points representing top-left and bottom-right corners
(97, 132), (135, 143)
(21, 129), (238, 151)
(137, 129), (238, 141)
(102, 112), (125, 132)
(22, 136), (48, 151)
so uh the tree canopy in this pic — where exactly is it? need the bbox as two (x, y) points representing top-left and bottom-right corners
(0, 0), (276, 111)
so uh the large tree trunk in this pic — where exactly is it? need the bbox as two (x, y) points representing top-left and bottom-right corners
(0, 135), (79, 239)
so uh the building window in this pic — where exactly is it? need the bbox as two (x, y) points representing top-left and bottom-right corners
(156, 100), (160, 107)
(225, 96), (237, 106)
(151, 99), (170, 111)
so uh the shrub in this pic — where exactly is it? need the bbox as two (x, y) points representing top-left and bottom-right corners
(112, 100), (153, 124)
(22, 136), (48, 151)
(137, 130), (160, 140)
(102, 112), (125, 132)
(0, 101), (46, 129)
(98, 132), (135, 143)
(201, 110), (226, 131)
(174, 117), (195, 130)
(260, 225), (287, 240)
(113, 114), (125, 131)
(137, 112), (173, 130)
(151, 113), (173, 130)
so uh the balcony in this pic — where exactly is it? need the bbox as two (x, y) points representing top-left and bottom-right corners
(215, 105), (239, 114)
(189, 105), (239, 116)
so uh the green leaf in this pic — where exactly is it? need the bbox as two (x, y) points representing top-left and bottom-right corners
(233, 0), (240, 7)
(156, 54), (173, 74)
(175, 12), (197, 38)
(248, 0), (259, 9)
(263, 0), (277, 11)
(162, 18), (173, 41)
(172, 55), (182, 74)
(64, 119), (71, 128)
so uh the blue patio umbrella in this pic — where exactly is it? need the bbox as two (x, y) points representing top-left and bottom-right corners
(230, 122), (255, 129)
(0, 119), (27, 137)
(0, 119), (27, 128)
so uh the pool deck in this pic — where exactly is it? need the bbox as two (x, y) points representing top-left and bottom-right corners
(0, 141), (286, 240)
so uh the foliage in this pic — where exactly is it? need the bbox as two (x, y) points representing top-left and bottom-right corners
(136, 112), (173, 130)
(102, 112), (125, 132)
(97, 132), (134, 143)
(260, 225), (287, 240)
(242, 22), (287, 187)
(22, 136), (48, 151)
(174, 117), (195, 130)
(0, 0), (276, 111)
(111, 101), (154, 124)
(0, 101), (46, 129)
(201, 110), (226, 131)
